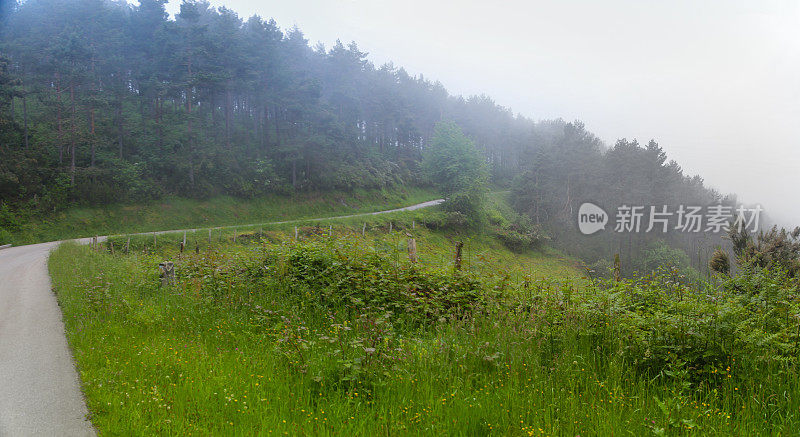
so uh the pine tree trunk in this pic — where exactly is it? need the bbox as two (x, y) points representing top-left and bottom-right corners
(187, 86), (194, 186)
(210, 92), (217, 142)
(70, 83), (76, 185)
(22, 89), (29, 150)
(274, 105), (281, 147)
(89, 106), (96, 167)
(263, 104), (270, 152)
(225, 88), (232, 149)
(56, 73), (63, 165)
(117, 96), (124, 158)
(155, 97), (163, 150)
(186, 53), (195, 187)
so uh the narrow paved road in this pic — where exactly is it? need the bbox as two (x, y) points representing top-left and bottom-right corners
(0, 199), (443, 436)
(0, 241), (95, 437)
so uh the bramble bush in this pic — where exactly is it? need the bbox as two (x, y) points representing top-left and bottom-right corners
(494, 214), (548, 252)
(275, 241), (486, 324)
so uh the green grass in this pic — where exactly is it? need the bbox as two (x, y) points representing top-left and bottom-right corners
(49, 215), (800, 435)
(6, 187), (438, 245)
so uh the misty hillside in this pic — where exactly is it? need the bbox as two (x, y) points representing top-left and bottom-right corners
(0, 0), (736, 270)
(5, 2), (800, 435)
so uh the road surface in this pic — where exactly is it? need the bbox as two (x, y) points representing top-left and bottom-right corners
(0, 198), (443, 436)
(0, 241), (95, 437)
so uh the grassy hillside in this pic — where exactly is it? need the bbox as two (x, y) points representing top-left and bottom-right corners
(2, 187), (438, 245)
(49, 207), (800, 435)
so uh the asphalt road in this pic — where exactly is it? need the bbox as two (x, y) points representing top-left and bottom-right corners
(0, 241), (95, 437)
(0, 198), (443, 436)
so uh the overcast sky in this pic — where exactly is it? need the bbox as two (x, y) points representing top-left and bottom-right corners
(166, 0), (800, 225)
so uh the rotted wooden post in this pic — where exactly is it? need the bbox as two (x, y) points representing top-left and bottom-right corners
(159, 261), (175, 287)
(407, 237), (418, 263)
(454, 241), (464, 272)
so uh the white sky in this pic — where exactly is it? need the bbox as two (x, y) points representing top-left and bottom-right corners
(165, 0), (800, 225)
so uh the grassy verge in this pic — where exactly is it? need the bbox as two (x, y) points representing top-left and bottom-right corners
(6, 187), (438, 245)
(50, 217), (800, 435)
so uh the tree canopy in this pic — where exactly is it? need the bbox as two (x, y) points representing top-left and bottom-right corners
(0, 0), (748, 273)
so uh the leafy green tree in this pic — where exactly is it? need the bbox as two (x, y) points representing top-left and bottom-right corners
(423, 121), (487, 197)
(422, 121), (488, 227)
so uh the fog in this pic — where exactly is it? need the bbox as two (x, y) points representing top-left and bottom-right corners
(165, 0), (800, 225)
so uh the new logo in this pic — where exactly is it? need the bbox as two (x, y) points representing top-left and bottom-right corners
(578, 202), (608, 235)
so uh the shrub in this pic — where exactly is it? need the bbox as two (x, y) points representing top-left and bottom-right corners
(636, 240), (691, 274)
(281, 242), (486, 323)
(709, 248), (730, 275)
(494, 215), (548, 252)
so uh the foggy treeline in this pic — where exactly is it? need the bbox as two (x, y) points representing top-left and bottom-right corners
(0, 0), (737, 272)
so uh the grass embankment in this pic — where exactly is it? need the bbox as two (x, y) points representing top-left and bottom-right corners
(50, 215), (800, 435)
(6, 187), (438, 245)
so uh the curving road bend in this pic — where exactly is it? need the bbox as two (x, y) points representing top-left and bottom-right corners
(0, 199), (443, 436)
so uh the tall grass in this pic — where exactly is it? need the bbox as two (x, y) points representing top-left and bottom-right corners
(50, 224), (800, 435)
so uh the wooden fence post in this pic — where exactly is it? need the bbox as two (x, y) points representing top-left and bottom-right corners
(407, 238), (418, 263)
(389, 222), (392, 233)
(158, 261), (175, 287)
(454, 241), (464, 272)
(109, 241), (114, 255)
(125, 236), (130, 254)
(613, 253), (621, 282)
(295, 226), (298, 240)
(362, 222), (366, 236)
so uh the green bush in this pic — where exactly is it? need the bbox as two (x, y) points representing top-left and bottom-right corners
(0, 226), (12, 245)
(281, 242), (486, 323)
(494, 215), (548, 252)
(636, 240), (691, 274)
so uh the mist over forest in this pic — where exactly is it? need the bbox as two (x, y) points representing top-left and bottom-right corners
(6, 1), (800, 435)
(0, 0), (782, 273)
